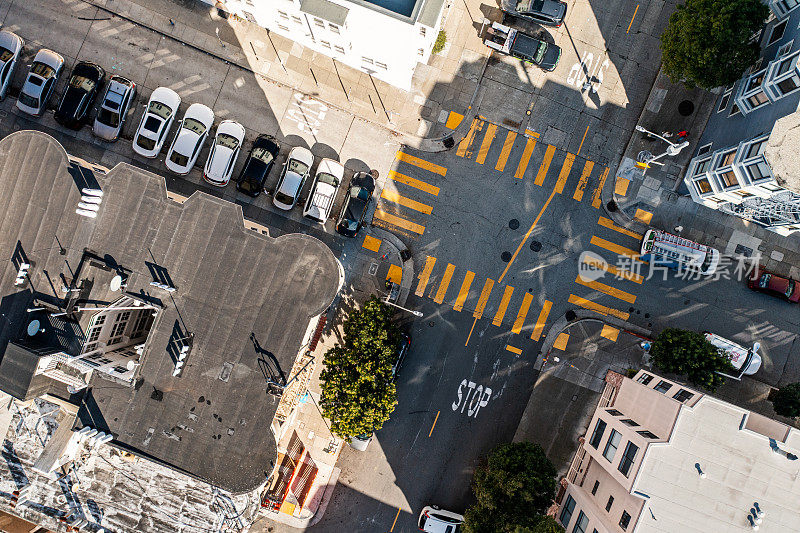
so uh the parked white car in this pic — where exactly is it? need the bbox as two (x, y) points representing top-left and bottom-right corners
(0, 31), (23, 100)
(204, 120), (245, 186)
(704, 332), (762, 377)
(16, 48), (64, 116)
(93, 75), (136, 141)
(303, 158), (344, 223)
(273, 146), (314, 210)
(165, 103), (214, 175)
(418, 506), (464, 533)
(132, 87), (181, 158)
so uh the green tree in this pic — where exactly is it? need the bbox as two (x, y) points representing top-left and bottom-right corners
(659, 0), (769, 89)
(650, 328), (733, 391)
(513, 516), (565, 533)
(319, 297), (399, 438)
(463, 442), (557, 533)
(771, 383), (800, 418)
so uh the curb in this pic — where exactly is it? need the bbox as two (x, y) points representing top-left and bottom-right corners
(369, 226), (415, 307)
(81, 0), (479, 152)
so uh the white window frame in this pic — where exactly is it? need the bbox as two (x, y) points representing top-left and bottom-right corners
(768, 18), (789, 46)
(329, 23), (340, 34)
(334, 45), (345, 54)
(278, 10), (289, 19)
(778, 39), (795, 57)
(765, 50), (800, 99)
(736, 69), (771, 113)
(697, 143), (712, 156)
(718, 86), (734, 113)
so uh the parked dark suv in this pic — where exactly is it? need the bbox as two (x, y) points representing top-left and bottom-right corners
(335, 171), (375, 237)
(502, 0), (567, 26)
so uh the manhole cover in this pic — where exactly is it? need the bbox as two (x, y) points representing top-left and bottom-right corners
(509, 219), (520, 230)
(565, 310), (577, 321)
(443, 136), (455, 149)
(501, 251), (512, 262)
(530, 240), (542, 252)
(678, 100), (695, 116)
(607, 201), (618, 212)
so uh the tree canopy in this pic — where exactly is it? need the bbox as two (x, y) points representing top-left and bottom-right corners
(319, 297), (399, 438)
(463, 442), (558, 533)
(650, 328), (734, 391)
(771, 383), (800, 418)
(659, 0), (769, 89)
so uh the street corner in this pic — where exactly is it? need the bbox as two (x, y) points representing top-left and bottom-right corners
(344, 227), (414, 302)
(540, 318), (651, 394)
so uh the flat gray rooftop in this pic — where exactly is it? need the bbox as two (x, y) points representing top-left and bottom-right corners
(0, 131), (340, 493)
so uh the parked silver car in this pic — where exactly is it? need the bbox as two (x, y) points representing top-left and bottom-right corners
(93, 75), (136, 141)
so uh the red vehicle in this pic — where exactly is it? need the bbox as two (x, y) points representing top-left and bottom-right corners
(748, 267), (800, 303)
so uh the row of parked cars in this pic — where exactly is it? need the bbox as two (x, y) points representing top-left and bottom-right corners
(0, 31), (375, 237)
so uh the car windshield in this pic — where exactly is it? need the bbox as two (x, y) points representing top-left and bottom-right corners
(97, 107), (120, 127)
(0, 48), (13, 62)
(27, 76), (43, 87)
(18, 92), (38, 108)
(759, 273), (771, 288)
(182, 117), (207, 136)
(786, 282), (795, 298)
(251, 146), (274, 165)
(275, 191), (295, 205)
(534, 41), (547, 63)
(216, 133), (239, 150)
(170, 150), (190, 167)
(288, 158), (309, 175)
(143, 115), (162, 133)
(317, 172), (339, 187)
(136, 135), (156, 151)
(30, 62), (55, 78)
(147, 100), (173, 120)
(68, 75), (96, 92)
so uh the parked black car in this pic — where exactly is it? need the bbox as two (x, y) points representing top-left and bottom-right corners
(336, 171), (376, 237)
(236, 135), (279, 197)
(391, 333), (411, 380)
(502, 0), (567, 26)
(54, 61), (105, 129)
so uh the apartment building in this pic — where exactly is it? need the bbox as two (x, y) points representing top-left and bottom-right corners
(557, 370), (800, 532)
(684, 0), (800, 236)
(210, 0), (446, 90)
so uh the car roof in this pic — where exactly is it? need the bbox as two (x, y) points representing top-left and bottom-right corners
(184, 102), (215, 125)
(32, 49), (63, 69)
(317, 158), (344, 179)
(253, 135), (279, 153)
(216, 120), (245, 140)
(288, 145), (314, 166)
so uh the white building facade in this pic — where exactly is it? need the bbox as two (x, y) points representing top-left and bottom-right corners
(212, 0), (445, 90)
(684, 0), (800, 236)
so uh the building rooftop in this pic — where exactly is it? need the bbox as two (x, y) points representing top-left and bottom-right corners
(0, 130), (341, 493)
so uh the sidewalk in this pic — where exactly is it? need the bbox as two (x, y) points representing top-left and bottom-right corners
(602, 67), (800, 282)
(84, 0), (491, 147)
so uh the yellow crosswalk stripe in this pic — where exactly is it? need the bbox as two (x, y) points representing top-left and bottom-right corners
(568, 294), (630, 320)
(388, 171), (440, 196)
(493, 285), (515, 326)
(635, 208), (653, 224)
(362, 234), (381, 252)
(592, 167), (610, 208)
(445, 111), (464, 129)
(453, 271), (475, 312)
(597, 216), (642, 240)
(457, 119), (481, 158)
(416, 256), (436, 297)
(535, 145), (556, 186)
(473, 278), (495, 319)
(573, 160), (595, 202)
(476, 124), (497, 165)
(615, 176), (630, 196)
(553, 332), (570, 350)
(397, 151), (447, 176)
(574, 276), (637, 303)
(374, 209), (426, 234)
(530, 300), (552, 341)
(496, 131), (518, 172)
(581, 256), (643, 284)
(601, 325), (620, 342)
(434, 263), (456, 304)
(512, 292), (534, 334)
(381, 190), (433, 214)
(505, 344), (522, 355)
(555, 153), (575, 194)
(590, 236), (643, 261)
(515, 136), (537, 179)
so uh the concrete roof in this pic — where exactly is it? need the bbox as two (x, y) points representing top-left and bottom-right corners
(418, 0), (445, 27)
(0, 130), (340, 493)
(633, 395), (800, 532)
(764, 103), (800, 194)
(300, 0), (350, 26)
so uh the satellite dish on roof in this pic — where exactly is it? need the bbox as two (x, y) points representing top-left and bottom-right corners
(27, 320), (41, 336)
(110, 275), (122, 292)
(126, 360), (139, 371)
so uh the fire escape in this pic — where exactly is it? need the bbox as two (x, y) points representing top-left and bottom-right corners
(718, 191), (800, 228)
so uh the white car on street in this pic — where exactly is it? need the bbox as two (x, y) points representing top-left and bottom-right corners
(273, 146), (314, 210)
(0, 31), (23, 100)
(418, 506), (464, 532)
(204, 119), (245, 186)
(303, 158), (344, 223)
(165, 103), (214, 175)
(16, 48), (64, 116)
(132, 87), (181, 158)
